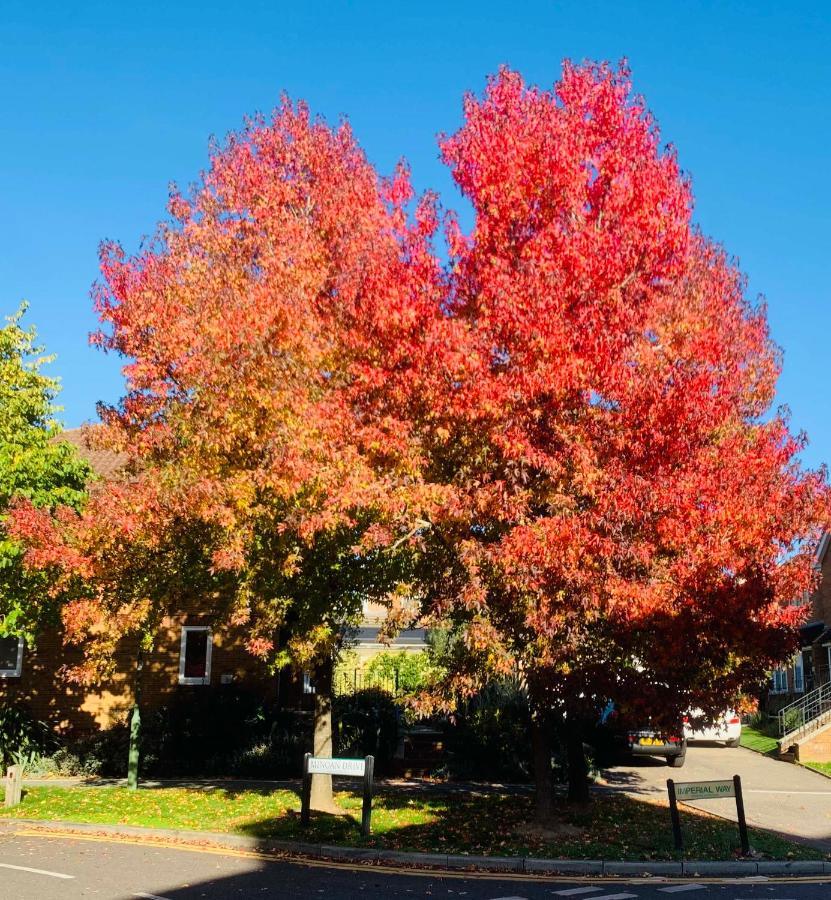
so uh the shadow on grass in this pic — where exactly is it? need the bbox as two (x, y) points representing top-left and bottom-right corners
(4, 780), (826, 863)
(233, 787), (823, 862)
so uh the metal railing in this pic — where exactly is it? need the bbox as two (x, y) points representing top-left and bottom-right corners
(777, 680), (831, 739)
(333, 669), (401, 697)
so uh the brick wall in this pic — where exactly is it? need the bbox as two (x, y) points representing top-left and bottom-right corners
(0, 613), (276, 734)
(0, 629), (133, 734)
(811, 542), (831, 626)
(795, 726), (831, 763)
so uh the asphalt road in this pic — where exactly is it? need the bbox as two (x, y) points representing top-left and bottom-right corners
(601, 744), (831, 850)
(1, 828), (830, 900)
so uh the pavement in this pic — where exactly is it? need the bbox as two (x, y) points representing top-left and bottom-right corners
(1, 826), (831, 899)
(599, 743), (831, 851)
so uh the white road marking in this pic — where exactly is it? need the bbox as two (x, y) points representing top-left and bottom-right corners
(584, 895), (638, 900)
(554, 891), (603, 897)
(486, 896), (528, 900)
(134, 893), (173, 900)
(658, 887), (706, 894)
(742, 789), (831, 795)
(0, 862), (74, 879)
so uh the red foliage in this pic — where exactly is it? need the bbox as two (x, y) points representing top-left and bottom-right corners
(9, 63), (828, 718)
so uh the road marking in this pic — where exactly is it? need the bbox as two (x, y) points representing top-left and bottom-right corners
(10, 828), (831, 888)
(554, 890), (603, 896)
(0, 862), (74, 879)
(658, 887), (706, 894)
(134, 893), (173, 900)
(585, 895), (637, 900)
(742, 789), (831, 795)
(487, 896), (528, 900)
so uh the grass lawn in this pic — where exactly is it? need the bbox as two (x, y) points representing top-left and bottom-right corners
(801, 761), (831, 778)
(740, 726), (779, 756)
(0, 785), (821, 861)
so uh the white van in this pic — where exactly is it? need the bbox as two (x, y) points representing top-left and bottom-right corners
(683, 709), (741, 747)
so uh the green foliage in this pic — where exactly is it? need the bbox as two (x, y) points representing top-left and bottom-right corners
(441, 680), (533, 782)
(140, 688), (310, 777)
(0, 304), (90, 640)
(334, 688), (400, 772)
(9, 689), (313, 779)
(781, 706), (804, 735)
(0, 704), (58, 771)
(363, 651), (436, 695)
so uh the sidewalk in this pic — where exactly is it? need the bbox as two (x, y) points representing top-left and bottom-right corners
(600, 745), (831, 852)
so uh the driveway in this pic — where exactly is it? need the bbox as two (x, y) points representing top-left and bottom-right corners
(600, 744), (831, 850)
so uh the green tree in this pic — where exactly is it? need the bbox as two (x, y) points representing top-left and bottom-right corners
(0, 304), (90, 640)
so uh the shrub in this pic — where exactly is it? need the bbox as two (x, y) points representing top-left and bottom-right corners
(0, 704), (57, 772)
(781, 706), (804, 736)
(363, 651), (437, 695)
(23, 690), (312, 779)
(141, 688), (311, 777)
(334, 688), (399, 773)
(440, 680), (532, 782)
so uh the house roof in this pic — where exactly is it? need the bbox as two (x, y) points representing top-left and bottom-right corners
(55, 428), (128, 479)
(351, 626), (428, 649)
(800, 620), (826, 646)
(817, 532), (831, 568)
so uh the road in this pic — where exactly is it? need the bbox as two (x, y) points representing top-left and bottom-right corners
(601, 744), (831, 850)
(0, 827), (829, 900)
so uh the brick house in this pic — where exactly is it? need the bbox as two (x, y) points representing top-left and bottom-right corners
(0, 429), (426, 734)
(768, 533), (831, 702)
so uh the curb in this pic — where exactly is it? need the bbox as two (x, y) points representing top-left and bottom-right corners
(4, 818), (829, 877)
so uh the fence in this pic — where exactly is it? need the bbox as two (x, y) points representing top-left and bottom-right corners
(334, 669), (402, 697)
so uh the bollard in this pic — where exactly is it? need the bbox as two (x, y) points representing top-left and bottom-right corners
(4, 764), (23, 808)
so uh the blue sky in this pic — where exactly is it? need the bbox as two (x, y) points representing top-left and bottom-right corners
(1, 1), (828, 469)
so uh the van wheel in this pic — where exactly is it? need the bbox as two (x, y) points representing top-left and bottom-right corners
(668, 754), (686, 768)
(726, 738), (740, 748)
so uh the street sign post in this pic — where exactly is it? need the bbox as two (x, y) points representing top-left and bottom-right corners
(667, 775), (749, 854)
(300, 754), (375, 836)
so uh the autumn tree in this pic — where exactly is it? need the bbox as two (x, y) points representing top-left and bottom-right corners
(11, 62), (828, 825)
(401, 64), (828, 816)
(0, 304), (89, 642)
(10, 102), (441, 809)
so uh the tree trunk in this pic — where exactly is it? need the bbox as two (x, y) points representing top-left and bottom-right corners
(566, 721), (590, 804)
(309, 657), (343, 814)
(531, 717), (555, 824)
(127, 647), (144, 790)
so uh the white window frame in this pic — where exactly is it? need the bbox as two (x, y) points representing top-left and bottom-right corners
(0, 636), (23, 678)
(178, 626), (212, 686)
(794, 655), (805, 693)
(771, 666), (789, 694)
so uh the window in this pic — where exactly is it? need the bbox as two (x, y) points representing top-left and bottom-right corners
(0, 636), (23, 678)
(794, 655), (805, 693)
(178, 626), (212, 685)
(302, 671), (316, 694)
(771, 667), (789, 694)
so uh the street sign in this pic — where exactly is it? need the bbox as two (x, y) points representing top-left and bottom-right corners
(667, 775), (749, 854)
(673, 779), (735, 800)
(300, 754), (375, 836)
(307, 756), (366, 777)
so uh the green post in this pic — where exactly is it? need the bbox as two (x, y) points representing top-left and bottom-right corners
(127, 703), (141, 790)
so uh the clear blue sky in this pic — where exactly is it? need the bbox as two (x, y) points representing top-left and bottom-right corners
(2, 1), (828, 469)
